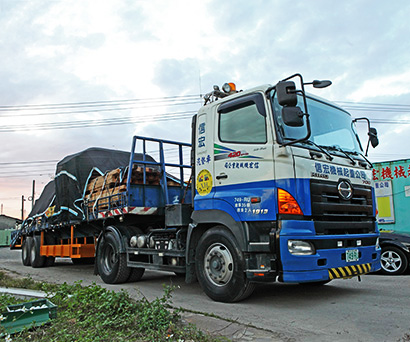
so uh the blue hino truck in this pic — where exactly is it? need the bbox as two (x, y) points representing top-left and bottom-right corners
(11, 74), (381, 302)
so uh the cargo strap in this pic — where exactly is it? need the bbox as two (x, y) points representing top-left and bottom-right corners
(328, 263), (371, 280)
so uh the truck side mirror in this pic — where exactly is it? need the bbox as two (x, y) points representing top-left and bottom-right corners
(369, 127), (379, 148)
(282, 106), (304, 127)
(276, 81), (298, 107)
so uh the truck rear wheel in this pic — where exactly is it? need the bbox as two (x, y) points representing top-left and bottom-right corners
(195, 226), (255, 302)
(21, 237), (32, 266)
(97, 232), (131, 284)
(30, 235), (46, 268)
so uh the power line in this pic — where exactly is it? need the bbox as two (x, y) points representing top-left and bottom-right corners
(0, 100), (201, 118)
(0, 94), (201, 111)
(363, 119), (410, 124)
(0, 160), (59, 166)
(0, 110), (196, 132)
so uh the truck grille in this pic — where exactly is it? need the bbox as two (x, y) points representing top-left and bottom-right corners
(310, 180), (375, 235)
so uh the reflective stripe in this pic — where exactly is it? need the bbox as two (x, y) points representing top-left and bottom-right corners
(328, 263), (371, 280)
(338, 267), (347, 277)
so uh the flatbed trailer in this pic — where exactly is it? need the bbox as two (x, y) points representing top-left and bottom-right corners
(11, 74), (381, 302)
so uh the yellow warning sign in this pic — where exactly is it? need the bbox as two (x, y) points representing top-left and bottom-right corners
(196, 169), (213, 196)
(45, 206), (55, 218)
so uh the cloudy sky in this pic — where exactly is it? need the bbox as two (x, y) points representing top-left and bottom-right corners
(1, 0), (410, 219)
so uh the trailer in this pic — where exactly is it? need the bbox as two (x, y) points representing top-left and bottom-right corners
(11, 74), (382, 302)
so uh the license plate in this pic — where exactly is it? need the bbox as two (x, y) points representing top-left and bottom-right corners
(346, 249), (359, 262)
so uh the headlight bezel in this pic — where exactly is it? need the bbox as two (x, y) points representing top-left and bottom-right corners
(288, 240), (316, 255)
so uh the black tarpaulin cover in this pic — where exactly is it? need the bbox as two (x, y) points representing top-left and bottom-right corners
(50, 147), (155, 223)
(28, 180), (56, 218)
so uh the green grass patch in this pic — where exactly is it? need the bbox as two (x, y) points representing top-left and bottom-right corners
(0, 271), (225, 341)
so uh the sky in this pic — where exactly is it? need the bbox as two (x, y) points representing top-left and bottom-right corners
(1, 0), (410, 219)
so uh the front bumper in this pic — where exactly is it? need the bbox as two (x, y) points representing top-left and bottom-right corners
(280, 242), (381, 283)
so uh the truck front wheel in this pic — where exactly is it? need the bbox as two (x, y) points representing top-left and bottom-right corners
(195, 226), (255, 302)
(97, 232), (131, 284)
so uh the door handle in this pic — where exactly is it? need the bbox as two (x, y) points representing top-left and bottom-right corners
(216, 174), (228, 180)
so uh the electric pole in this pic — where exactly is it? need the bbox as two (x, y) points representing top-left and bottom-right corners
(21, 195), (25, 221)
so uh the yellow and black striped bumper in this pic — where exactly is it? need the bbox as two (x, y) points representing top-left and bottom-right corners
(328, 263), (371, 280)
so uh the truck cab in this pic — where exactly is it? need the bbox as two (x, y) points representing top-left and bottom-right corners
(190, 74), (381, 301)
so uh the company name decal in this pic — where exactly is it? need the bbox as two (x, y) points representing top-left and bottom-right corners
(313, 162), (368, 180)
(196, 154), (211, 166)
(198, 122), (206, 149)
(214, 144), (262, 161)
(225, 161), (260, 169)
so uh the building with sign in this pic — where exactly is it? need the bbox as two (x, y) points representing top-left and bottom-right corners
(0, 214), (20, 230)
(0, 215), (20, 247)
(373, 159), (410, 234)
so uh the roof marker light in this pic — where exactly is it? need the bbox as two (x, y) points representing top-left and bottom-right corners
(222, 82), (236, 94)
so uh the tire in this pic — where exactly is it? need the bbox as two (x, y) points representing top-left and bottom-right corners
(380, 246), (408, 275)
(195, 226), (255, 303)
(71, 257), (95, 265)
(45, 257), (55, 267)
(97, 232), (131, 284)
(127, 268), (145, 282)
(30, 235), (46, 268)
(21, 237), (32, 266)
(43, 234), (55, 267)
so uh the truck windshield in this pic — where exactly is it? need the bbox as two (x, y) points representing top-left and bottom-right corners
(271, 92), (362, 154)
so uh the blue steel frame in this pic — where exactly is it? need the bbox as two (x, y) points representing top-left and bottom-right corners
(127, 136), (192, 206)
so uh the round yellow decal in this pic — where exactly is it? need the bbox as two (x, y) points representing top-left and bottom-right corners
(196, 169), (213, 196)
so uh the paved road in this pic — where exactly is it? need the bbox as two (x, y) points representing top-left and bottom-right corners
(1, 247), (409, 342)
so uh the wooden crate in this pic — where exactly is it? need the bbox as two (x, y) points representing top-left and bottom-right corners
(85, 168), (122, 195)
(85, 166), (183, 210)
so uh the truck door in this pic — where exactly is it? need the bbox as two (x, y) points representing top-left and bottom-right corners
(213, 92), (275, 221)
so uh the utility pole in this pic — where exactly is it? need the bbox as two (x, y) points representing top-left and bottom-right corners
(21, 195), (25, 221)
(31, 180), (35, 209)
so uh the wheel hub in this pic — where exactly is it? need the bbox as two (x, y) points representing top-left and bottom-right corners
(204, 243), (233, 286)
(381, 250), (402, 272)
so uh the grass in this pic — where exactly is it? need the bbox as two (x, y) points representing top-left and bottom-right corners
(0, 271), (226, 342)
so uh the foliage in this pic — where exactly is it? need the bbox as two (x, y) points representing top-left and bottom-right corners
(0, 272), (42, 291)
(0, 272), (222, 342)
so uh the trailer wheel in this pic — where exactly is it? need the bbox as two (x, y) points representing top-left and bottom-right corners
(21, 237), (32, 266)
(30, 236), (46, 268)
(97, 232), (131, 284)
(43, 234), (55, 267)
(71, 257), (95, 265)
(45, 257), (55, 267)
(195, 226), (255, 302)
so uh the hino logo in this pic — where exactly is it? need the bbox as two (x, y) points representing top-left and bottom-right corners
(337, 180), (353, 200)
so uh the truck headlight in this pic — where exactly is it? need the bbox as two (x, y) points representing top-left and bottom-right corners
(288, 240), (315, 255)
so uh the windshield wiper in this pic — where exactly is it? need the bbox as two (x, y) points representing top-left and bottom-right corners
(325, 145), (356, 165)
(349, 151), (373, 168)
(301, 141), (333, 161)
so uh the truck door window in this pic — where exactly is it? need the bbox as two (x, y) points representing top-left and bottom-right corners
(218, 94), (267, 144)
